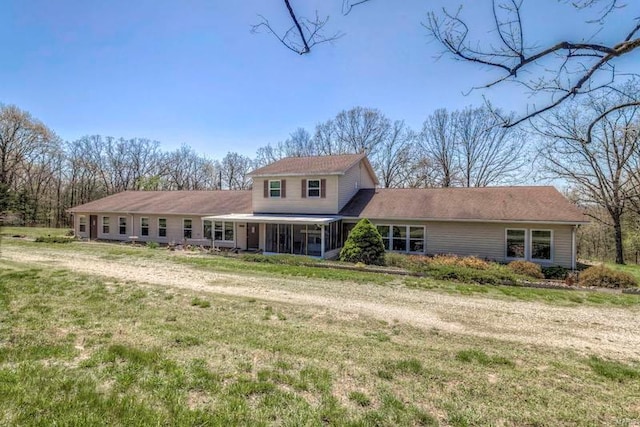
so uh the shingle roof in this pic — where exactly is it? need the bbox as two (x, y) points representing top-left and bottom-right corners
(68, 190), (252, 216)
(249, 153), (367, 177)
(339, 187), (587, 223)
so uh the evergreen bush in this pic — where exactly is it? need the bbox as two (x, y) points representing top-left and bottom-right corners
(339, 218), (385, 265)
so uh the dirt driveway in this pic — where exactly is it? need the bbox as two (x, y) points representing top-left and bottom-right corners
(4, 244), (640, 360)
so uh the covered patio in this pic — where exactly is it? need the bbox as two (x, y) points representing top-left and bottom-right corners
(202, 213), (344, 258)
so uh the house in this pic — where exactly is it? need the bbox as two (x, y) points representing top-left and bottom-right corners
(68, 153), (588, 268)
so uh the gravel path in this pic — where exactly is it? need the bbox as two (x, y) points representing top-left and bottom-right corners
(4, 244), (640, 360)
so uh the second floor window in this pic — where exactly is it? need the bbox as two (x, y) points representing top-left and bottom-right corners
(307, 179), (320, 198)
(269, 180), (281, 198)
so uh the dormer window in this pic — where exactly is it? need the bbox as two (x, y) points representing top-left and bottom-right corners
(269, 180), (281, 198)
(307, 180), (321, 198)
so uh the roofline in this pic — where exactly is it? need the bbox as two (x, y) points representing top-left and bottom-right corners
(248, 171), (346, 178)
(340, 216), (589, 225)
(67, 210), (245, 216)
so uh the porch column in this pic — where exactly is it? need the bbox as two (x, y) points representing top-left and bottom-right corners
(321, 224), (325, 258)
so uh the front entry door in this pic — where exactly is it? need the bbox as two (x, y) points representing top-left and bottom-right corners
(89, 215), (98, 240)
(247, 223), (259, 250)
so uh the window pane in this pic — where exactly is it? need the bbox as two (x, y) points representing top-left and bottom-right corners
(409, 227), (424, 239)
(506, 229), (525, 258)
(159, 218), (166, 227)
(308, 180), (320, 197)
(377, 225), (389, 238)
(382, 238), (390, 250)
(119, 217), (127, 235)
(203, 220), (212, 239)
(531, 230), (551, 260)
(141, 218), (149, 227)
(270, 180), (281, 197)
(409, 240), (423, 252)
(392, 226), (406, 239)
(158, 218), (167, 237)
(184, 219), (192, 238)
(392, 237), (407, 251)
(224, 222), (234, 241)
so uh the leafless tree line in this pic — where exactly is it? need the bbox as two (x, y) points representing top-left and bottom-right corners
(1, 103), (529, 228)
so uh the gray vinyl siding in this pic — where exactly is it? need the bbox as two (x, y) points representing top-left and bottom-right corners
(425, 221), (573, 267)
(364, 219), (575, 268)
(251, 176), (340, 214)
(338, 161), (376, 210)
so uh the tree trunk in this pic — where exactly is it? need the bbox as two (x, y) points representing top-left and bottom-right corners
(614, 219), (624, 264)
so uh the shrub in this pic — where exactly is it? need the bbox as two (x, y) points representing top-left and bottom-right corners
(146, 241), (159, 249)
(339, 218), (385, 265)
(34, 236), (74, 244)
(507, 260), (544, 279)
(578, 265), (637, 288)
(542, 265), (570, 280)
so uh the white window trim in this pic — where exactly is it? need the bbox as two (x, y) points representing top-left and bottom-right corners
(183, 218), (193, 239)
(213, 221), (235, 242)
(79, 215), (87, 233)
(530, 229), (554, 263)
(118, 216), (127, 235)
(505, 228), (527, 260)
(269, 179), (281, 198)
(307, 179), (321, 198)
(102, 216), (110, 234)
(158, 218), (167, 238)
(376, 224), (425, 254)
(140, 217), (150, 236)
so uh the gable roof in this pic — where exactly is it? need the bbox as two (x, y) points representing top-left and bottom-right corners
(249, 153), (371, 178)
(340, 187), (587, 224)
(68, 190), (252, 216)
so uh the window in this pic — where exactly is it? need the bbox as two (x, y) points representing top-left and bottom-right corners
(375, 225), (424, 253)
(225, 222), (234, 241)
(377, 225), (390, 250)
(409, 227), (425, 252)
(158, 218), (167, 237)
(392, 226), (407, 251)
(531, 230), (552, 261)
(119, 217), (127, 235)
(183, 219), (192, 239)
(140, 217), (149, 236)
(102, 216), (110, 234)
(204, 220), (212, 240)
(79, 216), (87, 233)
(212, 221), (234, 241)
(307, 179), (320, 198)
(506, 229), (526, 259)
(269, 180), (281, 198)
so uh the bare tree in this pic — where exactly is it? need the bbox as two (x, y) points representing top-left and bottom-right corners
(251, 0), (344, 55)
(425, 0), (640, 134)
(538, 93), (640, 264)
(370, 120), (415, 188)
(219, 152), (253, 190)
(419, 109), (460, 187)
(456, 106), (528, 187)
(0, 104), (56, 215)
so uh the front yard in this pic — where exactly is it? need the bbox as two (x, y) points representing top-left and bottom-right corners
(1, 230), (640, 425)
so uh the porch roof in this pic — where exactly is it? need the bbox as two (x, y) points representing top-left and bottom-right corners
(202, 213), (342, 225)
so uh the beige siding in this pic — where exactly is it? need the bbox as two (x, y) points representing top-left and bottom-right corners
(77, 213), (233, 247)
(73, 213), (89, 239)
(338, 161), (377, 210)
(251, 176), (340, 214)
(365, 219), (575, 268)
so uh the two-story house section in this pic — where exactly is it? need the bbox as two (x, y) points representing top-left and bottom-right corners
(68, 153), (588, 268)
(203, 153), (378, 258)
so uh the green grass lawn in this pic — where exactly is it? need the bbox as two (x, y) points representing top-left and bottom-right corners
(0, 226), (72, 239)
(1, 263), (639, 426)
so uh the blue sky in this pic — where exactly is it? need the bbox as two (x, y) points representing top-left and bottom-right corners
(1, 0), (637, 158)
